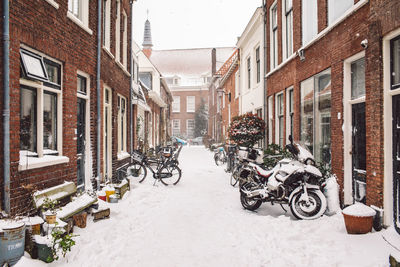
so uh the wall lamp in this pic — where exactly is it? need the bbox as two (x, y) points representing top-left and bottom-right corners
(216, 88), (231, 102)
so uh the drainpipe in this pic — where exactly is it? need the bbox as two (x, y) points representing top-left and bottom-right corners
(262, 0), (267, 148)
(129, 0), (133, 156)
(3, 0), (10, 214)
(96, 0), (102, 191)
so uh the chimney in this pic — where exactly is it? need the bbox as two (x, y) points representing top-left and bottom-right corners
(212, 48), (216, 75)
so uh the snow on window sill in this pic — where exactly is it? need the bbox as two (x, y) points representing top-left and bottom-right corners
(67, 11), (93, 35)
(116, 61), (131, 77)
(19, 152), (70, 171)
(103, 46), (115, 59)
(117, 151), (130, 160)
(44, 0), (59, 9)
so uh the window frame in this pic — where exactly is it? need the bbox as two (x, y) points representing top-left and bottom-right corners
(122, 10), (128, 68)
(270, 2), (278, 69)
(247, 56), (251, 89)
(301, 0), (318, 45)
(187, 96), (195, 113)
(19, 48), (64, 166)
(256, 46), (261, 84)
(115, 0), (121, 63)
(275, 92), (284, 146)
(328, 0), (354, 26)
(172, 119), (180, 136)
(103, 0), (111, 50)
(117, 94), (127, 155)
(187, 119), (195, 138)
(282, 0), (293, 60)
(67, 0), (92, 34)
(286, 87), (294, 139)
(172, 96), (180, 113)
(391, 35), (400, 90)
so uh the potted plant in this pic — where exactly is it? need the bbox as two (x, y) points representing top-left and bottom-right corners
(342, 203), (376, 234)
(42, 197), (59, 225)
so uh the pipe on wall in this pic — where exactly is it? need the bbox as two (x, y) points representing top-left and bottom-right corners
(129, 0), (134, 156)
(262, 0), (267, 148)
(96, 0), (102, 191)
(3, 0), (10, 214)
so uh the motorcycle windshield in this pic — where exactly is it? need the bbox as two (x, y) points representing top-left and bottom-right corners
(295, 142), (314, 162)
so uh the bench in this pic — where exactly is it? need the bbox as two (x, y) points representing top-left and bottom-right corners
(33, 181), (97, 221)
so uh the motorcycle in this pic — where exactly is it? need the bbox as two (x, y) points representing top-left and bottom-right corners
(239, 135), (327, 220)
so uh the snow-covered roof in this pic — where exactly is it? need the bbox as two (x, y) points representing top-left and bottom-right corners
(150, 47), (235, 77)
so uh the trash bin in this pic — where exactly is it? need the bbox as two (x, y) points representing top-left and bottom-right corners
(0, 221), (26, 266)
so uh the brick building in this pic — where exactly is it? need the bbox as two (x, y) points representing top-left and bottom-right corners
(262, 0), (400, 229)
(213, 49), (240, 142)
(0, 0), (139, 215)
(149, 46), (234, 140)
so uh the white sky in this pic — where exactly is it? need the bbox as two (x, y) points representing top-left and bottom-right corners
(132, 0), (261, 50)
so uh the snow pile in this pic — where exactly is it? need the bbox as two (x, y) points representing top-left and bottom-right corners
(0, 220), (24, 231)
(342, 203), (376, 217)
(22, 216), (44, 226)
(56, 193), (96, 219)
(323, 175), (341, 215)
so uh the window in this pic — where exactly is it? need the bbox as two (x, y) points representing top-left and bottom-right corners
(286, 87), (294, 138)
(118, 95), (127, 154)
(270, 3), (278, 69)
(283, 0), (293, 59)
(20, 49), (62, 160)
(222, 92), (225, 108)
(300, 69), (331, 164)
(187, 119), (195, 138)
(268, 96), (273, 144)
(139, 72), (152, 90)
(20, 49), (48, 82)
(391, 36), (400, 90)
(302, 0), (318, 45)
(122, 11), (128, 68)
(173, 96), (180, 112)
(351, 57), (365, 99)
(256, 108), (263, 148)
(247, 57), (251, 89)
(256, 47), (261, 83)
(115, 0), (121, 62)
(235, 71), (239, 99)
(187, 96), (195, 112)
(276, 93), (284, 146)
(68, 0), (90, 32)
(77, 75), (87, 95)
(328, 0), (353, 25)
(172, 119), (180, 136)
(103, 0), (111, 49)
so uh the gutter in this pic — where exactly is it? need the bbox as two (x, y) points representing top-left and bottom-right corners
(3, 0), (10, 213)
(96, 0), (102, 191)
(262, 0), (267, 148)
(129, 0), (134, 156)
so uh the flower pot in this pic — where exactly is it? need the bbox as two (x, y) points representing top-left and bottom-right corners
(73, 212), (87, 228)
(342, 203), (376, 234)
(45, 214), (57, 225)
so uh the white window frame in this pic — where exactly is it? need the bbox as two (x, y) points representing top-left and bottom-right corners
(103, 86), (112, 179)
(187, 96), (195, 113)
(268, 95), (274, 144)
(255, 46), (261, 84)
(173, 96), (180, 113)
(67, 0), (92, 35)
(117, 94), (128, 159)
(301, 0), (318, 45)
(122, 10), (128, 68)
(172, 119), (180, 136)
(103, 0), (112, 52)
(247, 56), (251, 89)
(328, 0), (354, 26)
(187, 119), (195, 138)
(115, 0), (121, 63)
(270, 1), (278, 69)
(235, 71), (239, 99)
(275, 92), (284, 146)
(286, 87), (294, 139)
(44, 0), (59, 9)
(19, 48), (66, 171)
(282, 0), (293, 60)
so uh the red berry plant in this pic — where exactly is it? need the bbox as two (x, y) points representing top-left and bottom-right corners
(228, 113), (265, 147)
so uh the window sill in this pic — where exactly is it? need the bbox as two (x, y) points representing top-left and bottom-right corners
(44, 0), (59, 9)
(103, 47), (115, 59)
(67, 11), (93, 35)
(116, 61), (131, 77)
(117, 151), (130, 161)
(19, 155), (70, 171)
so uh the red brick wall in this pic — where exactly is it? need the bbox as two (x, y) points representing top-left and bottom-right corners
(171, 89), (208, 138)
(3, 0), (132, 215)
(220, 66), (239, 141)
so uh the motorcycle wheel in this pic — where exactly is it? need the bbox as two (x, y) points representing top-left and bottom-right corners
(239, 182), (262, 211)
(290, 189), (327, 220)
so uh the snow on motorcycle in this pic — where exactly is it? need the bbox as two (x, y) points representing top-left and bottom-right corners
(239, 135), (327, 220)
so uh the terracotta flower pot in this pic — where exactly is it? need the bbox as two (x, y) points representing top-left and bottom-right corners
(343, 213), (374, 234)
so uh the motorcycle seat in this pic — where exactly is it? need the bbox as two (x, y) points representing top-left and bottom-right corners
(251, 163), (273, 178)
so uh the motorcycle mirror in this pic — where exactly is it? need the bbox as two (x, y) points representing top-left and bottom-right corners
(288, 135), (293, 143)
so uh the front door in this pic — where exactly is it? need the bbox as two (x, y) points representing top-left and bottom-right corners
(352, 102), (366, 203)
(393, 95), (400, 232)
(77, 98), (86, 191)
(104, 88), (112, 180)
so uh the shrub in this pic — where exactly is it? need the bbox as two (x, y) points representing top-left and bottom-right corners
(228, 113), (265, 147)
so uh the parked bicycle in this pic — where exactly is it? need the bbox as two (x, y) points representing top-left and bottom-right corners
(214, 145), (227, 166)
(127, 146), (182, 186)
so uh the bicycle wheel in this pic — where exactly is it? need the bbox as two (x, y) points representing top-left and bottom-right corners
(127, 162), (147, 183)
(159, 165), (182, 185)
(230, 165), (239, 186)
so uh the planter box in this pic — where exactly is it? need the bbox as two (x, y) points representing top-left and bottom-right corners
(342, 213), (373, 234)
(36, 243), (54, 263)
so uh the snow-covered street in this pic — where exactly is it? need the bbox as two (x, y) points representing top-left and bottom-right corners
(17, 146), (397, 266)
